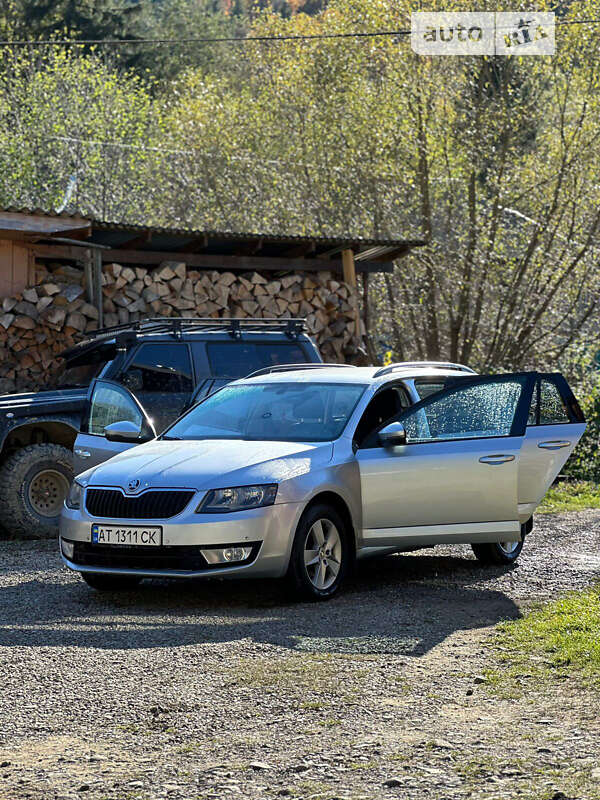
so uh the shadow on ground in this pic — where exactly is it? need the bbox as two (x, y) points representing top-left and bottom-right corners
(0, 549), (521, 656)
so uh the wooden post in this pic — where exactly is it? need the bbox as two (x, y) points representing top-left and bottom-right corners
(83, 248), (95, 307)
(341, 248), (357, 287)
(93, 248), (104, 328)
(341, 248), (362, 345)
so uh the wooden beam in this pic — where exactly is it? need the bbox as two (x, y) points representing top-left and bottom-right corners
(342, 248), (357, 287)
(282, 241), (316, 258)
(0, 211), (90, 241)
(179, 234), (209, 253)
(29, 243), (394, 274)
(234, 238), (263, 256)
(119, 231), (152, 249)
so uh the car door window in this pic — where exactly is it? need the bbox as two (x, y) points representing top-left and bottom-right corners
(354, 386), (411, 448)
(539, 379), (570, 424)
(121, 343), (193, 432)
(88, 382), (144, 435)
(397, 377), (529, 444)
(527, 378), (572, 426)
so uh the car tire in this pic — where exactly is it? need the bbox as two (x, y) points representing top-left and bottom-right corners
(286, 503), (351, 601)
(81, 572), (142, 591)
(0, 444), (73, 539)
(471, 523), (528, 565)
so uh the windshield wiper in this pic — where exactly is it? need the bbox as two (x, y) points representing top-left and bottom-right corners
(161, 435), (182, 440)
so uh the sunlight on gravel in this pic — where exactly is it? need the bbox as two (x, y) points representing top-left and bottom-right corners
(1, 511), (600, 799)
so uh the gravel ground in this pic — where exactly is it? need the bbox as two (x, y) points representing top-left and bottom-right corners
(1, 512), (600, 800)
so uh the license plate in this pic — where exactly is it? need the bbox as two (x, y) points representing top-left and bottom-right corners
(91, 524), (162, 547)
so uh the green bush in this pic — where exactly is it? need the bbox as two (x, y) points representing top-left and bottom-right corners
(564, 376), (600, 482)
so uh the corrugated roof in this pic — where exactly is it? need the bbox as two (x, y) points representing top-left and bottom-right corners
(1, 206), (425, 251)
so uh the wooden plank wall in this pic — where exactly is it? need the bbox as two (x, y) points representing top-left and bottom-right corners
(0, 239), (34, 297)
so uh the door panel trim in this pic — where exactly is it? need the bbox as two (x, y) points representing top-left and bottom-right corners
(362, 520), (520, 548)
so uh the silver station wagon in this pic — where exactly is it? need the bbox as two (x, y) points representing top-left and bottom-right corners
(60, 363), (586, 600)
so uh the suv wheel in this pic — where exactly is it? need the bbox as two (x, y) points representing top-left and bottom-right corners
(81, 572), (142, 591)
(0, 444), (73, 538)
(286, 503), (350, 601)
(471, 524), (528, 565)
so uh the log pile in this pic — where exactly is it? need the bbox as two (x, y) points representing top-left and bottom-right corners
(0, 260), (364, 393)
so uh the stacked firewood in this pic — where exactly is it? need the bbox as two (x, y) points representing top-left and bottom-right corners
(0, 260), (364, 392)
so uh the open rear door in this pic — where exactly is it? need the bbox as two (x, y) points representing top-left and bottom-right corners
(517, 373), (586, 520)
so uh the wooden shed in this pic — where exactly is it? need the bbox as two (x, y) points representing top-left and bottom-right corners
(0, 208), (424, 312)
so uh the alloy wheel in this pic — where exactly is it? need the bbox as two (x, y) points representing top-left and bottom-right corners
(498, 540), (520, 555)
(303, 518), (342, 591)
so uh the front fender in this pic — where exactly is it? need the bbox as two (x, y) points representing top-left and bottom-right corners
(0, 414), (81, 453)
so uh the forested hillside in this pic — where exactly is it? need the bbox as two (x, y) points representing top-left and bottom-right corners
(0, 0), (600, 375)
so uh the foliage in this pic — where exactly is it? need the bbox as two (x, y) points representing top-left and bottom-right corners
(1, 0), (600, 370)
(491, 589), (600, 685)
(0, 0), (148, 64)
(0, 48), (161, 218)
(538, 480), (600, 513)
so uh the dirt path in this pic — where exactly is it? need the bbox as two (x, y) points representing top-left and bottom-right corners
(1, 512), (600, 800)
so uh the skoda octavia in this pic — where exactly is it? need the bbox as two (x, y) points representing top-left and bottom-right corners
(60, 363), (585, 600)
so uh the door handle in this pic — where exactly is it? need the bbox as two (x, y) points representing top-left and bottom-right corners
(479, 454), (515, 465)
(538, 440), (571, 450)
(74, 449), (91, 459)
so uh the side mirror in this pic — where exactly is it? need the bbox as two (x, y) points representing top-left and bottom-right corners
(104, 420), (152, 444)
(378, 421), (407, 447)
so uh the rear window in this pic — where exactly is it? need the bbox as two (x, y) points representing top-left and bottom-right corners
(207, 342), (310, 379)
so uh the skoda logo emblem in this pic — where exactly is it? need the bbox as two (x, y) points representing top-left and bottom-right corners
(127, 479), (140, 493)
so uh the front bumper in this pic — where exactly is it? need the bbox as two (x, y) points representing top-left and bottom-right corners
(59, 501), (302, 579)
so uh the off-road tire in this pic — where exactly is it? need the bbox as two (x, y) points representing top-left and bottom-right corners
(471, 522), (529, 565)
(0, 444), (73, 539)
(286, 503), (351, 601)
(81, 572), (142, 591)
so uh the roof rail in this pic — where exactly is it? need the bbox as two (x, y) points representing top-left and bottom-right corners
(373, 361), (476, 378)
(76, 317), (307, 344)
(244, 363), (358, 379)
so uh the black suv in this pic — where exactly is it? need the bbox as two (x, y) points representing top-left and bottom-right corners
(0, 318), (322, 538)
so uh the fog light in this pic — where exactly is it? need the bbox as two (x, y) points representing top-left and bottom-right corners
(61, 538), (75, 559)
(201, 546), (253, 565)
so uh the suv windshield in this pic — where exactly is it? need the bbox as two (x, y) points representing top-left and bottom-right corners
(163, 382), (367, 442)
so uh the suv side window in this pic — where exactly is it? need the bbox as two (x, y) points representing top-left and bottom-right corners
(206, 342), (308, 379)
(121, 343), (193, 432)
(354, 386), (411, 448)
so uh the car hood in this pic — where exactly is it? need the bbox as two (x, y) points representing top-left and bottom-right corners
(0, 387), (87, 416)
(83, 439), (334, 492)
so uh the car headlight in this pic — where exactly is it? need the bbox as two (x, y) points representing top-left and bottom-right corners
(196, 484), (277, 514)
(65, 480), (83, 510)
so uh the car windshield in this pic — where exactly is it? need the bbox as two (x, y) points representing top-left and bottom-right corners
(163, 382), (367, 442)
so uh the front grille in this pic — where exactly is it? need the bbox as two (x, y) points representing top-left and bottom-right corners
(85, 489), (195, 519)
(72, 541), (209, 571)
(70, 541), (259, 572)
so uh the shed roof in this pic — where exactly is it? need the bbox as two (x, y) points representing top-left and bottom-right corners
(0, 207), (426, 274)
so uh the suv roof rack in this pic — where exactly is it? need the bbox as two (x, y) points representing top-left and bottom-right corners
(373, 361), (476, 378)
(244, 363), (358, 379)
(78, 317), (307, 344)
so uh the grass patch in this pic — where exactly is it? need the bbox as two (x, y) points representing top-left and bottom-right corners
(538, 480), (600, 513)
(487, 588), (600, 691)
(230, 653), (347, 692)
